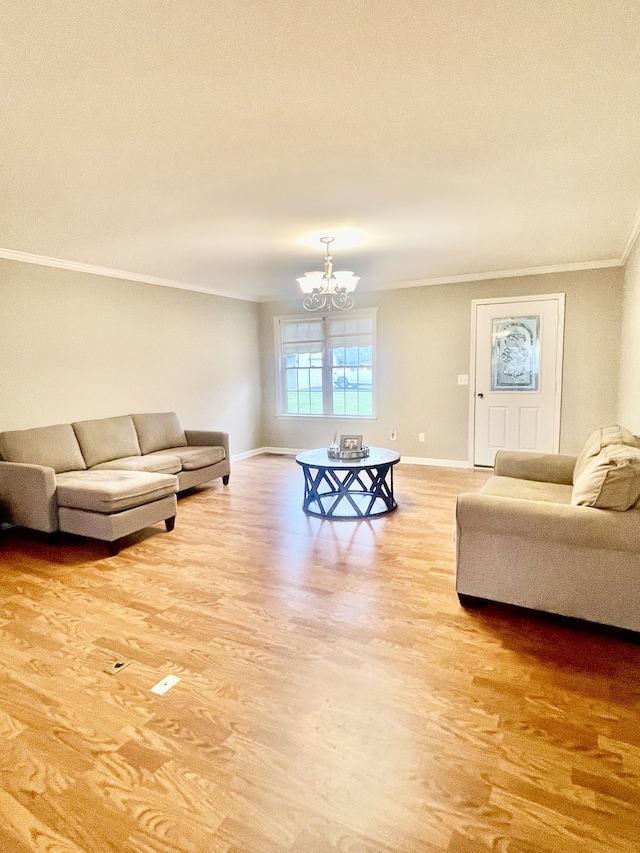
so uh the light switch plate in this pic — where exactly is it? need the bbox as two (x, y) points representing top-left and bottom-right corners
(457, 375), (469, 385)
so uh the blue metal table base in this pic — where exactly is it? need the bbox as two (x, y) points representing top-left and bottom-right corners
(300, 462), (397, 519)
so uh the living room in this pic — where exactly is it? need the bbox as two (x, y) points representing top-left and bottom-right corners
(2, 3), (640, 852)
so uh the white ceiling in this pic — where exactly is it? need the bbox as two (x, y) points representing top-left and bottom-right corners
(2, 1), (640, 302)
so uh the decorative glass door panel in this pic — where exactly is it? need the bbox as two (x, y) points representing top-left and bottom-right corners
(491, 316), (540, 391)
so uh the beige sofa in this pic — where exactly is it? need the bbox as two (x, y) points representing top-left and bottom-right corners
(0, 412), (230, 553)
(455, 425), (640, 633)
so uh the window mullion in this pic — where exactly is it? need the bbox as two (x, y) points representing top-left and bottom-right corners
(321, 332), (332, 414)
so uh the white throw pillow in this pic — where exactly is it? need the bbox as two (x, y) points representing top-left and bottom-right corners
(573, 425), (637, 481)
(571, 444), (640, 511)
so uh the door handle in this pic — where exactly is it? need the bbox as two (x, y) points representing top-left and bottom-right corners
(477, 393), (484, 398)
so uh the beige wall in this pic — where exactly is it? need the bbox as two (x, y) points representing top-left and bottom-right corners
(1, 259), (624, 463)
(0, 259), (263, 455)
(259, 267), (623, 461)
(619, 236), (640, 430)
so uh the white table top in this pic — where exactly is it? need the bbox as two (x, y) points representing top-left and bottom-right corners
(295, 446), (401, 468)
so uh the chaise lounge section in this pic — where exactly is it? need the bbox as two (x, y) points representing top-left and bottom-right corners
(0, 412), (230, 553)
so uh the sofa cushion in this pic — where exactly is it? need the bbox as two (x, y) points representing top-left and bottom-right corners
(91, 454), (182, 475)
(72, 416), (141, 468)
(493, 451), (576, 485)
(146, 445), (225, 471)
(573, 425), (637, 480)
(131, 412), (187, 454)
(0, 424), (86, 473)
(56, 470), (178, 513)
(480, 476), (572, 505)
(571, 445), (640, 511)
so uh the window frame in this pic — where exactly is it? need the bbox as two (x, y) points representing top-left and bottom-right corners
(274, 309), (378, 420)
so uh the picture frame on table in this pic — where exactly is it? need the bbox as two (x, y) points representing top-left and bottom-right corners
(340, 434), (362, 452)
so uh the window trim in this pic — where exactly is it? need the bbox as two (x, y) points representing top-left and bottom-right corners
(274, 309), (378, 419)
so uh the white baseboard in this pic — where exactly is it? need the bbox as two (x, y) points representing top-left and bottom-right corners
(400, 455), (471, 468)
(230, 448), (266, 461)
(233, 447), (471, 468)
(231, 446), (302, 461)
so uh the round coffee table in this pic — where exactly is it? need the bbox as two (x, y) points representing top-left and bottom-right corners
(295, 447), (401, 519)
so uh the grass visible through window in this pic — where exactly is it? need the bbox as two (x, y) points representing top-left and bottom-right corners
(333, 390), (373, 417)
(286, 390), (372, 416)
(287, 391), (323, 414)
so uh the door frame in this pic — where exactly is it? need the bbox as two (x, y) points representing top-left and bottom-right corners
(468, 293), (565, 467)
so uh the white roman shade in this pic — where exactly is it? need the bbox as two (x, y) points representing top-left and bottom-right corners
(280, 320), (324, 354)
(325, 315), (373, 349)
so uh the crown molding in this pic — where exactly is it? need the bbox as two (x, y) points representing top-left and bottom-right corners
(377, 258), (623, 291)
(0, 246), (629, 303)
(621, 203), (640, 264)
(0, 248), (259, 302)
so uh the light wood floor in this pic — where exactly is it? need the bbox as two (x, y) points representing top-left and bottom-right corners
(1, 455), (640, 853)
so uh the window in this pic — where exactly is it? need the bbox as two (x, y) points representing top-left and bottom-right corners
(275, 310), (376, 418)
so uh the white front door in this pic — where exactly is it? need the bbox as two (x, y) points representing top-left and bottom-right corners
(472, 294), (565, 467)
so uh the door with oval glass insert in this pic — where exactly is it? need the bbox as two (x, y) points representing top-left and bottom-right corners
(472, 294), (565, 467)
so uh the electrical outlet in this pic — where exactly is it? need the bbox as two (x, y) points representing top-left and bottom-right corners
(390, 430), (397, 441)
(418, 433), (425, 442)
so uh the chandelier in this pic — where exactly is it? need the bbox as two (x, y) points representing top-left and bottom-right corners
(297, 236), (360, 311)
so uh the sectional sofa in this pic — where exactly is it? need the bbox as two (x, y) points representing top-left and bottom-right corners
(0, 412), (229, 553)
(455, 425), (640, 632)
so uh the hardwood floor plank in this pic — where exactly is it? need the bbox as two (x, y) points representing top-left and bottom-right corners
(0, 787), (88, 853)
(1, 456), (639, 851)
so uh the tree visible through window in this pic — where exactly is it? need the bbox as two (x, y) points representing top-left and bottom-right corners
(276, 311), (376, 417)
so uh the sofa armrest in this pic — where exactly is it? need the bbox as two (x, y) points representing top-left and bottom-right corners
(493, 450), (576, 485)
(184, 430), (229, 459)
(455, 492), (640, 552)
(0, 461), (59, 532)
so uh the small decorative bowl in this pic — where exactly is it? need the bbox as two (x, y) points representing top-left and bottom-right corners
(327, 446), (370, 460)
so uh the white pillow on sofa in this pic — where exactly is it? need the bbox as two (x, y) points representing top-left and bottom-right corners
(573, 425), (638, 481)
(571, 444), (640, 511)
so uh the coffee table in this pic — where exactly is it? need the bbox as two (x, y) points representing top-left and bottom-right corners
(295, 446), (401, 519)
